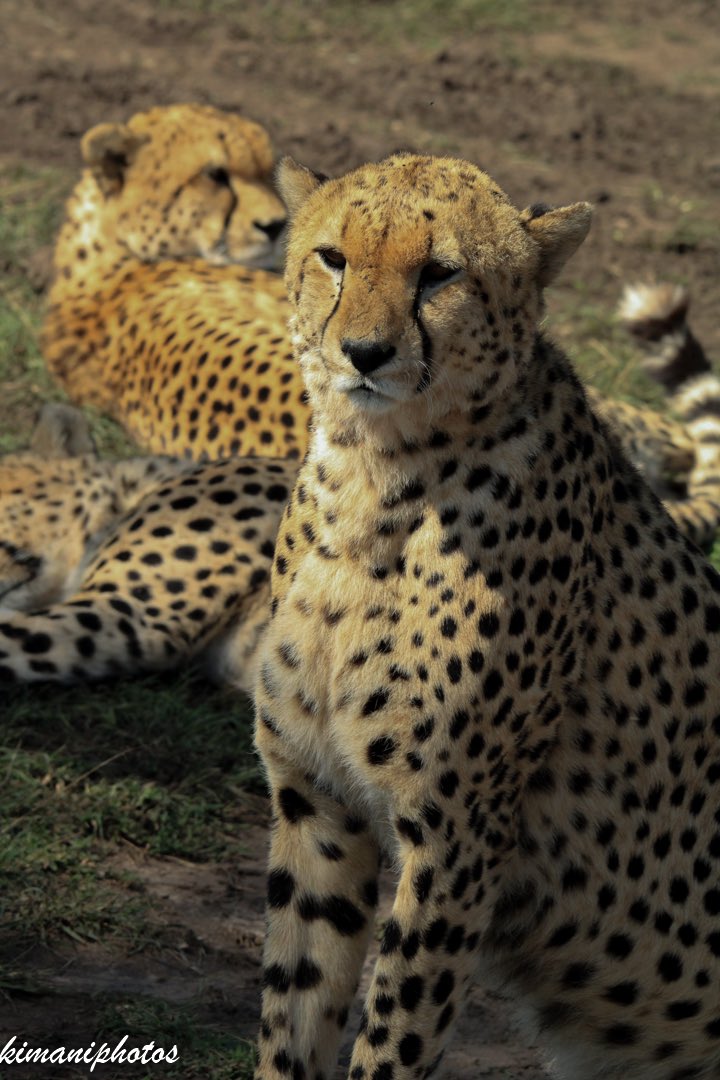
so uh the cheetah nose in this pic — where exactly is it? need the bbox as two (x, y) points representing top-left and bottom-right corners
(254, 218), (286, 243)
(341, 339), (397, 375)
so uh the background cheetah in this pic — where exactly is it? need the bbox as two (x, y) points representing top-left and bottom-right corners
(39, 106), (714, 494)
(41, 104), (307, 460)
(253, 153), (720, 1080)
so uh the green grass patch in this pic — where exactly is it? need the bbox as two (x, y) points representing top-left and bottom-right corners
(0, 164), (67, 451)
(710, 537), (720, 573)
(0, 672), (259, 951)
(0, 163), (136, 456)
(546, 286), (666, 409)
(95, 996), (256, 1080)
(155, 0), (554, 47)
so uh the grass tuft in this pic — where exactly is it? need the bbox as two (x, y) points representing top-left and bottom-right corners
(1, 671), (259, 950)
(0, 163), (135, 455)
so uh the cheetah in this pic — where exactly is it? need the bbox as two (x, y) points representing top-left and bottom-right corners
(42, 103), (307, 460)
(0, 405), (296, 689)
(40, 103), (713, 486)
(2, 344), (719, 687)
(252, 153), (720, 1080)
(2, 333), (719, 688)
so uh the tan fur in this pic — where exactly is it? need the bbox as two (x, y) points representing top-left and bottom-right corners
(252, 154), (720, 1079)
(0, 408), (296, 688)
(42, 104), (309, 460)
(40, 105), (715, 488)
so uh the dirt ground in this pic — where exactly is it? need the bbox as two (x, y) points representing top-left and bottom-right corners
(1, 0), (719, 1075)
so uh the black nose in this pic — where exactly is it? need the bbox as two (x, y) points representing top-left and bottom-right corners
(254, 218), (286, 243)
(341, 339), (396, 376)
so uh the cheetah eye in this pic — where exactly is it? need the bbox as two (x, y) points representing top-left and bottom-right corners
(419, 260), (459, 290)
(316, 247), (347, 271)
(205, 165), (231, 187)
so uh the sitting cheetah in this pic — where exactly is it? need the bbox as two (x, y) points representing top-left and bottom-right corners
(0, 406), (296, 689)
(253, 153), (720, 1079)
(42, 103), (307, 460)
(40, 102), (711, 485)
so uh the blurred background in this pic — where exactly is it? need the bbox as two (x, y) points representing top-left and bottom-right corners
(2, 0), (719, 453)
(1, 2), (718, 1077)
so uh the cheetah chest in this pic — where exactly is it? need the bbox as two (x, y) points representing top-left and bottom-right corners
(261, 541), (483, 824)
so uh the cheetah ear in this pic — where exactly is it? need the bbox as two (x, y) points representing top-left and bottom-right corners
(521, 202), (593, 288)
(276, 157), (328, 219)
(30, 404), (96, 459)
(81, 123), (150, 197)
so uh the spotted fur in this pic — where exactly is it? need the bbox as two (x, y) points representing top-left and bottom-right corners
(40, 104), (714, 492)
(0, 407), (295, 688)
(252, 154), (720, 1079)
(3, 336), (719, 689)
(42, 104), (308, 460)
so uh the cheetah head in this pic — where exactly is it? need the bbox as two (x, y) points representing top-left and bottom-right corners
(80, 103), (287, 269)
(278, 154), (591, 443)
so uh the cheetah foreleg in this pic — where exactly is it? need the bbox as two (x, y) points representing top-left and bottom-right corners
(344, 812), (513, 1080)
(255, 747), (380, 1080)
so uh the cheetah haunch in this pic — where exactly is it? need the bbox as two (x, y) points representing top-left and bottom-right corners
(42, 104), (307, 460)
(0, 406), (295, 689)
(253, 153), (720, 1079)
(2, 320), (719, 689)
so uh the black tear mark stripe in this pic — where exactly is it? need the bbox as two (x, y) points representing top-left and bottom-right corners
(412, 282), (434, 394)
(320, 264), (345, 349)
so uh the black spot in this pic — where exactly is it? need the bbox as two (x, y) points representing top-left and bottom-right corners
(439, 771), (459, 798)
(432, 970), (454, 1004)
(562, 963), (595, 989)
(666, 1000), (700, 1021)
(362, 688), (390, 716)
(380, 918), (401, 954)
(604, 1025), (639, 1046)
(400, 975), (424, 1011)
(398, 1034), (423, 1066)
(606, 933), (634, 959)
(298, 894), (366, 936)
(76, 611), (102, 632)
(414, 867), (434, 903)
(547, 922), (578, 948)
(21, 633), (52, 655)
(605, 981), (638, 1006)
(367, 736), (397, 765)
(397, 818), (424, 846)
(279, 788), (316, 823)
(174, 545), (197, 561)
(263, 963), (291, 993)
(268, 868), (295, 908)
(295, 956), (322, 989)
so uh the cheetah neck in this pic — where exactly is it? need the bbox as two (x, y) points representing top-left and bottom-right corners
(51, 174), (134, 291)
(304, 365), (544, 561)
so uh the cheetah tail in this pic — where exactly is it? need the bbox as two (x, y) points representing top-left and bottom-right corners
(617, 282), (710, 392)
(662, 372), (720, 550)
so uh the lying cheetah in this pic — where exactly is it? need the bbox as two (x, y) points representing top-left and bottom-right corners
(42, 103), (306, 460)
(1, 339), (719, 688)
(253, 153), (720, 1079)
(1, 341), (720, 686)
(0, 406), (295, 689)
(40, 103), (711, 485)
